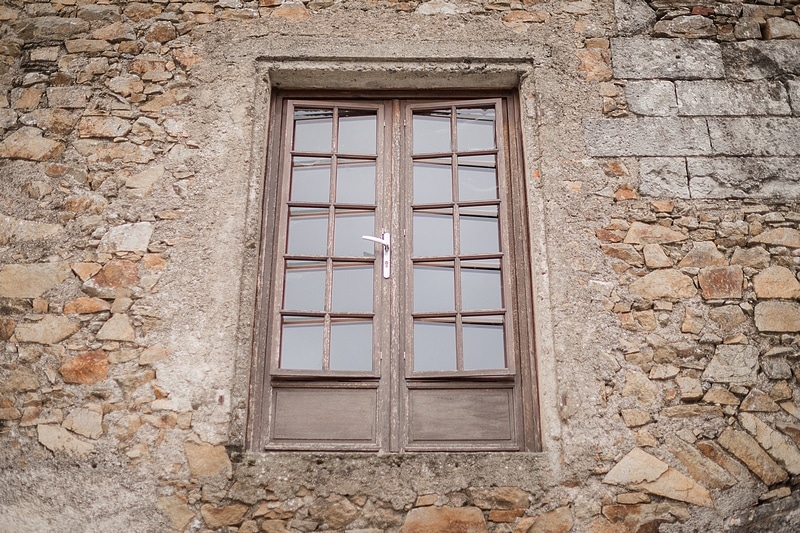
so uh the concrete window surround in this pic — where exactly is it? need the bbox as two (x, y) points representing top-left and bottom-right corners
(235, 55), (562, 463)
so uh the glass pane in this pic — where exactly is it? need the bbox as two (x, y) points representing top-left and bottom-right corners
(330, 320), (373, 371)
(413, 159), (452, 204)
(332, 264), (373, 312)
(294, 108), (333, 153)
(458, 155), (497, 201)
(283, 260), (326, 312)
(291, 157), (330, 203)
(460, 206), (499, 255)
(463, 320), (505, 370)
(461, 259), (503, 311)
(456, 107), (495, 152)
(414, 320), (456, 371)
(413, 210), (453, 257)
(334, 210), (375, 257)
(413, 109), (451, 154)
(280, 317), (323, 369)
(338, 110), (377, 155)
(287, 207), (328, 256)
(337, 160), (375, 204)
(414, 263), (454, 312)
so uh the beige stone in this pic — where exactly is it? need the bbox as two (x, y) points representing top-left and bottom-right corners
(678, 241), (726, 268)
(629, 269), (697, 300)
(731, 246), (770, 269)
(0, 368), (38, 393)
(741, 389), (781, 413)
(698, 266), (743, 299)
(752, 228), (800, 248)
(260, 520), (290, 533)
(64, 297), (111, 314)
(403, 506), (487, 533)
(64, 39), (111, 54)
(624, 222), (687, 244)
(755, 301), (800, 332)
(708, 305), (747, 331)
(616, 492), (650, 505)
(576, 48), (613, 82)
(82, 259), (139, 299)
(489, 509), (524, 522)
(703, 387), (740, 406)
(272, 2), (311, 20)
(622, 370), (659, 405)
(701, 344), (758, 385)
(0, 215), (63, 245)
(309, 495), (358, 529)
(96, 314), (135, 342)
(140, 344), (170, 365)
(98, 222), (153, 253)
(676, 376), (703, 401)
(718, 427), (788, 485)
(201, 503), (248, 528)
(666, 437), (736, 489)
(753, 266), (800, 299)
(524, 506), (572, 533)
(502, 10), (550, 24)
(643, 244), (672, 268)
(107, 75), (144, 97)
(601, 244), (643, 266)
(467, 486), (529, 509)
(680, 307), (703, 334)
(20, 108), (80, 135)
(59, 351), (109, 384)
(621, 408), (651, 427)
(47, 87), (90, 109)
(696, 440), (751, 480)
(126, 165), (164, 197)
(13, 88), (42, 111)
(37, 424), (94, 457)
(72, 140), (154, 164)
(156, 494), (195, 532)
(78, 116), (132, 138)
(739, 413), (800, 475)
(15, 315), (80, 344)
(185, 442), (232, 480)
(0, 317), (15, 340)
(71, 262), (102, 281)
(63, 407), (103, 439)
(93, 22), (136, 42)
(649, 364), (679, 380)
(0, 127), (65, 161)
(124, 2), (163, 21)
(603, 447), (712, 507)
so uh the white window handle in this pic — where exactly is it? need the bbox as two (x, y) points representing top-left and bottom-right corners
(362, 232), (391, 278)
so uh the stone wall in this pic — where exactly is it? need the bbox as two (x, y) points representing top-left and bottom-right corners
(1, 1), (800, 532)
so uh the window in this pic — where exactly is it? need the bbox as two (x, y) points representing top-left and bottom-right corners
(249, 93), (539, 452)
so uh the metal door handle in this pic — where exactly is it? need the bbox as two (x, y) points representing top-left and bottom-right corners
(362, 232), (391, 278)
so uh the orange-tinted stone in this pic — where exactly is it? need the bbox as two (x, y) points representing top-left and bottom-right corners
(59, 350), (109, 384)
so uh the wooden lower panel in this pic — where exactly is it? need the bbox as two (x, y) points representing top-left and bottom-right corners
(407, 387), (514, 444)
(271, 387), (377, 442)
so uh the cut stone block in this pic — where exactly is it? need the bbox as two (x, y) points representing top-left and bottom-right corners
(611, 38), (724, 79)
(639, 157), (690, 199)
(585, 118), (711, 157)
(708, 118), (800, 156)
(688, 157), (800, 200)
(676, 80), (790, 116)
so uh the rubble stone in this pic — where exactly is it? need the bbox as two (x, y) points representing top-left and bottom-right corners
(739, 413), (800, 475)
(755, 301), (800, 332)
(37, 424), (94, 457)
(753, 266), (800, 299)
(0, 262), (70, 298)
(59, 351), (109, 385)
(629, 269), (697, 300)
(402, 506), (487, 533)
(698, 266), (743, 299)
(15, 315), (80, 344)
(718, 427), (788, 486)
(701, 344), (759, 385)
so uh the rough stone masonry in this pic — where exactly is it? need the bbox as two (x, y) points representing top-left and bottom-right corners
(0, 0), (799, 532)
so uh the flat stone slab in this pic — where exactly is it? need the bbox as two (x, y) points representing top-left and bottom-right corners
(701, 344), (758, 385)
(676, 80), (790, 116)
(403, 506), (488, 533)
(718, 427), (788, 486)
(98, 222), (153, 253)
(687, 157), (800, 200)
(612, 38), (724, 80)
(584, 118), (711, 157)
(0, 262), (70, 298)
(629, 269), (697, 300)
(15, 315), (80, 344)
(755, 301), (800, 332)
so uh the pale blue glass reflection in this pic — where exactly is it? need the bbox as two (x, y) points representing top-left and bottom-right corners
(330, 321), (373, 371)
(280, 318), (323, 369)
(414, 321), (456, 371)
(463, 322), (505, 370)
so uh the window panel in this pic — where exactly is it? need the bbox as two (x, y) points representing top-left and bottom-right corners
(293, 108), (333, 152)
(333, 210), (375, 257)
(413, 210), (453, 257)
(287, 207), (328, 256)
(336, 159), (376, 204)
(456, 107), (495, 152)
(461, 259), (503, 311)
(338, 110), (377, 155)
(291, 157), (331, 203)
(280, 317), (324, 370)
(413, 109), (451, 154)
(330, 320), (373, 371)
(413, 263), (455, 313)
(331, 264), (374, 312)
(463, 319), (506, 370)
(459, 206), (500, 255)
(413, 159), (452, 204)
(413, 320), (457, 371)
(283, 260), (326, 312)
(458, 155), (497, 202)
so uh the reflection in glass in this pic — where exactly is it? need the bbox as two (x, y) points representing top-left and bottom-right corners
(413, 110), (451, 154)
(291, 157), (330, 203)
(338, 110), (377, 155)
(280, 317), (323, 369)
(294, 108), (333, 153)
(332, 264), (373, 312)
(413, 159), (452, 204)
(334, 210), (375, 257)
(337, 160), (375, 204)
(283, 261), (326, 311)
(413, 211), (453, 257)
(330, 320), (373, 371)
(461, 260), (502, 311)
(460, 206), (499, 255)
(463, 320), (505, 370)
(287, 208), (328, 256)
(414, 320), (456, 371)
(458, 155), (497, 201)
(414, 264), (454, 312)
(456, 107), (495, 152)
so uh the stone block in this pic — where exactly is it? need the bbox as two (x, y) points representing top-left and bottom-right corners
(200, 503), (248, 528)
(63, 407), (103, 439)
(59, 351), (109, 384)
(718, 427), (788, 485)
(0, 127), (64, 161)
(789, 80), (800, 116)
(37, 424), (94, 457)
(755, 301), (800, 332)
(676, 80), (790, 116)
(654, 15), (716, 39)
(751, 228), (800, 248)
(708, 118), (800, 156)
(614, 0), (656, 37)
(701, 344), (758, 386)
(629, 269), (696, 300)
(625, 80), (677, 116)
(78, 116), (132, 138)
(666, 437), (736, 489)
(698, 265), (743, 299)
(96, 314), (135, 342)
(185, 442), (232, 481)
(661, 405), (724, 418)
(47, 87), (89, 109)
(687, 157), (800, 200)
(467, 486), (529, 510)
(678, 241), (726, 268)
(753, 266), (800, 299)
(764, 18), (800, 40)
(15, 315), (80, 345)
(611, 38), (724, 80)
(525, 506), (573, 533)
(639, 157), (690, 198)
(722, 41), (800, 80)
(403, 506), (487, 533)
(98, 222), (153, 253)
(584, 118), (711, 157)
(624, 222), (687, 244)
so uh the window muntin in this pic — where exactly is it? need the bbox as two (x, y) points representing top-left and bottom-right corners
(255, 95), (535, 452)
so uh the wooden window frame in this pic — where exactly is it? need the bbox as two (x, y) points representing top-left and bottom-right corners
(247, 90), (541, 453)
